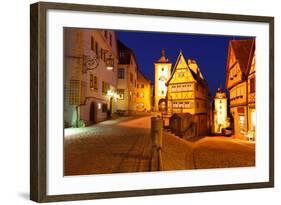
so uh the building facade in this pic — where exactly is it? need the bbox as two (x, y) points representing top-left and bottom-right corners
(135, 71), (152, 112)
(247, 54), (256, 136)
(154, 49), (172, 111)
(213, 88), (229, 134)
(166, 51), (211, 136)
(116, 41), (138, 115)
(225, 39), (255, 139)
(64, 28), (119, 127)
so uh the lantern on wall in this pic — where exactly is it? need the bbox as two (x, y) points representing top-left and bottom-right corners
(106, 54), (114, 70)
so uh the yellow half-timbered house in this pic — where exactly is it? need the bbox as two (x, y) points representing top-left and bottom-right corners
(166, 51), (211, 136)
(225, 39), (255, 140)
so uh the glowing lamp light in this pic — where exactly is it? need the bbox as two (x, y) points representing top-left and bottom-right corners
(106, 56), (114, 70)
(113, 93), (119, 100)
(98, 103), (101, 109)
(107, 90), (113, 97)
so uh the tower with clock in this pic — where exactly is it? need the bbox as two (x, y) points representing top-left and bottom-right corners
(154, 49), (172, 111)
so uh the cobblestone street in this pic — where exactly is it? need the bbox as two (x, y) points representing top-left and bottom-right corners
(162, 133), (255, 170)
(64, 115), (255, 176)
(64, 116), (153, 176)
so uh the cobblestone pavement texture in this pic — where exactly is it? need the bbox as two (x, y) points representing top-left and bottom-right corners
(64, 116), (255, 176)
(64, 116), (152, 175)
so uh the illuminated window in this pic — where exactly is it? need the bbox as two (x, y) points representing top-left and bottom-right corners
(185, 102), (193, 108)
(173, 102), (178, 108)
(239, 115), (245, 134)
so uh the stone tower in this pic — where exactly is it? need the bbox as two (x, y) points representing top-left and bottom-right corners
(154, 49), (172, 111)
(213, 88), (228, 133)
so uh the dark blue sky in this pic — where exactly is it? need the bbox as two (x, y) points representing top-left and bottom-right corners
(116, 31), (254, 96)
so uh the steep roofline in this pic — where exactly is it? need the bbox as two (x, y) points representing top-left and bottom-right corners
(225, 39), (255, 89)
(245, 39), (256, 76)
(166, 50), (184, 84)
(166, 51), (206, 86)
(225, 41), (232, 89)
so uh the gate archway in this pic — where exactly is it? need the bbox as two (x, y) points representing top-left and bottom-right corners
(158, 99), (166, 112)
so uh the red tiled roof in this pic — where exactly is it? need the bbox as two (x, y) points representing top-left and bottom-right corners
(229, 39), (255, 74)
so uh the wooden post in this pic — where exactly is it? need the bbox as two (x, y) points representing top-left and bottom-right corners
(150, 117), (163, 171)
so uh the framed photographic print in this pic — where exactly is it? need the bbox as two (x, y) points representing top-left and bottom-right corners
(30, 1), (274, 202)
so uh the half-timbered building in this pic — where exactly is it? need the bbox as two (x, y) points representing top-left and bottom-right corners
(225, 39), (255, 140)
(166, 51), (211, 136)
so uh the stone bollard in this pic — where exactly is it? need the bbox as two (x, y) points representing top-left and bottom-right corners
(150, 117), (163, 171)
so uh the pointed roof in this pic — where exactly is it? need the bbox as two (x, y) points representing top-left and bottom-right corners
(225, 39), (255, 88)
(166, 51), (206, 85)
(156, 48), (170, 63)
(174, 50), (188, 69)
(228, 39), (255, 74)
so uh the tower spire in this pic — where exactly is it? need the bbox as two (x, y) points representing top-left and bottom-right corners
(157, 48), (169, 63)
(161, 48), (165, 57)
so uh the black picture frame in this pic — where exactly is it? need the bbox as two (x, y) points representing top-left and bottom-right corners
(30, 1), (274, 202)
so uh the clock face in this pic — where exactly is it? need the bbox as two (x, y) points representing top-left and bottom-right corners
(83, 55), (99, 70)
(159, 76), (166, 81)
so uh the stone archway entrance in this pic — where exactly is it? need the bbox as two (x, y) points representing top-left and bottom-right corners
(89, 102), (96, 124)
(158, 98), (166, 112)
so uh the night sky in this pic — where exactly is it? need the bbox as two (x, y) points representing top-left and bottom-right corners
(116, 31), (254, 97)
